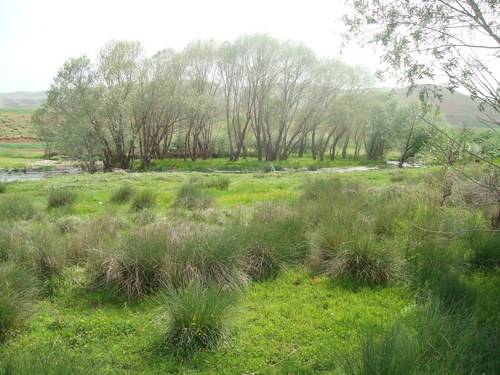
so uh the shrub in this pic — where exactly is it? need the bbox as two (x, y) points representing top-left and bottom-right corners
(130, 189), (156, 211)
(90, 223), (168, 297)
(161, 281), (235, 357)
(110, 184), (135, 204)
(203, 176), (231, 190)
(0, 262), (39, 338)
(0, 195), (36, 221)
(0, 182), (7, 194)
(174, 184), (213, 210)
(47, 188), (78, 209)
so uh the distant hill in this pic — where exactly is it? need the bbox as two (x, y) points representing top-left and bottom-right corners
(0, 91), (46, 109)
(0, 87), (494, 131)
(389, 86), (493, 128)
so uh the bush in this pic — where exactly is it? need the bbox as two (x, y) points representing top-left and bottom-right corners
(174, 184), (213, 210)
(0, 195), (36, 221)
(203, 176), (231, 190)
(130, 189), (156, 211)
(161, 281), (235, 357)
(47, 188), (78, 209)
(110, 184), (135, 204)
(90, 223), (168, 297)
(0, 262), (39, 338)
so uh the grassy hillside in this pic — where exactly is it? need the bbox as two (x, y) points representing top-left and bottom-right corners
(0, 91), (46, 109)
(0, 108), (37, 141)
(391, 86), (494, 128)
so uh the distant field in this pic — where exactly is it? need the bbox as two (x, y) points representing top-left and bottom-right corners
(0, 143), (44, 169)
(0, 108), (37, 140)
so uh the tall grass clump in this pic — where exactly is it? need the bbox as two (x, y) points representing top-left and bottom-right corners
(174, 184), (213, 210)
(167, 223), (248, 289)
(0, 262), (39, 338)
(0, 182), (7, 194)
(130, 189), (156, 211)
(110, 184), (135, 204)
(161, 281), (235, 357)
(468, 231), (500, 269)
(342, 300), (500, 374)
(0, 195), (36, 221)
(203, 176), (230, 190)
(47, 188), (78, 209)
(238, 204), (307, 281)
(89, 223), (168, 297)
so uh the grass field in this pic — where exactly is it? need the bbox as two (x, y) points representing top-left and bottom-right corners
(0, 166), (498, 374)
(0, 108), (36, 140)
(0, 143), (45, 169)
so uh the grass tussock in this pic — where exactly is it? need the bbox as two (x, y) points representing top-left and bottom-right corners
(174, 184), (213, 210)
(0, 262), (39, 338)
(92, 223), (170, 297)
(47, 188), (78, 209)
(0, 195), (36, 221)
(0, 182), (7, 194)
(203, 176), (231, 190)
(160, 281), (235, 357)
(110, 184), (135, 204)
(130, 189), (156, 211)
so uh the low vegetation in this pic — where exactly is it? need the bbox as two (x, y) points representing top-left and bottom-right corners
(47, 188), (78, 209)
(0, 167), (498, 372)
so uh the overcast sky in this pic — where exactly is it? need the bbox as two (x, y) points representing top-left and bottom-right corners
(0, 0), (389, 93)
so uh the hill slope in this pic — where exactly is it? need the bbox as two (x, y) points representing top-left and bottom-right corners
(391, 87), (493, 128)
(0, 91), (46, 109)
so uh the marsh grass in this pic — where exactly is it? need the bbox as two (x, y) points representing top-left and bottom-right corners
(110, 184), (135, 204)
(0, 182), (7, 194)
(47, 188), (78, 209)
(0, 262), (39, 338)
(203, 176), (231, 190)
(130, 189), (156, 211)
(0, 194), (36, 221)
(0, 348), (99, 374)
(160, 281), (235, 357)
(174, 184), (213, 210)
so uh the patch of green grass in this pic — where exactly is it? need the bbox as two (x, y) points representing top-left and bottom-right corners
(47, 187), (78, 209)
(0, 194), (36, 220)
(130, 189), (156, 211)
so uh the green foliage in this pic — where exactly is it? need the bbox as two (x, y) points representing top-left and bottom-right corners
(174, 184), (213, 210)
(0, 262), (39, 338)
(0, 182), (6, 194)
(161, 281), (235, 357)
(130, 189), (156, 211)
(110, 184), (135, 204)
(0, 194), (36, 221)
(55, 215), (84, 234)
(47, 188), (78, 209)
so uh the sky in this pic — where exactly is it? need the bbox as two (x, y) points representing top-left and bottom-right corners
(0, 0), (387, 93)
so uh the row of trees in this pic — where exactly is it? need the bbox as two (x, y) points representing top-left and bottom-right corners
(34, 35), (430, 170)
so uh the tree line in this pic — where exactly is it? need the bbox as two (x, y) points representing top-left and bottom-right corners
(33, 34), (430, 171)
